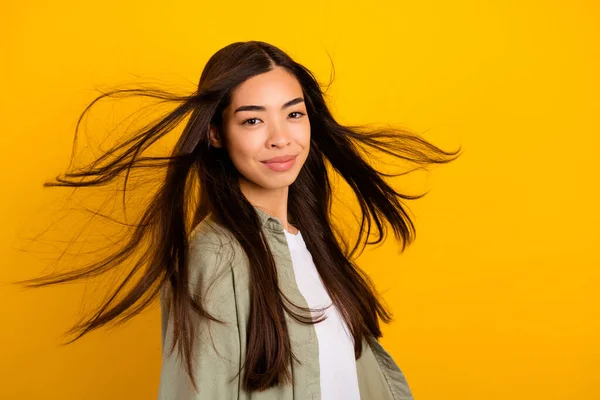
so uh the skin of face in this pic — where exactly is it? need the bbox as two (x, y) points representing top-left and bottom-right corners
(209, 67), (311, 203)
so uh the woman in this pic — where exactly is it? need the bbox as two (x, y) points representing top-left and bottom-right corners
(21, 41), (460, 399)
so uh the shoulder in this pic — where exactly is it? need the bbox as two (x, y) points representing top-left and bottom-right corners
(187, 215), (237, 298)
(189, 213), (234, 249)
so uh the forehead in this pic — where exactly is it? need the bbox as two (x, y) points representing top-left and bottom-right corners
(229, 67), (303, 107)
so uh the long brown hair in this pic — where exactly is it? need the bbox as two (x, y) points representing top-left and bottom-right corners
(17, 41), (461, 392)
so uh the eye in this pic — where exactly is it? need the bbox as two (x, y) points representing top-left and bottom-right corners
(242, 118), (262, 126)
(289, 111), (305, 119)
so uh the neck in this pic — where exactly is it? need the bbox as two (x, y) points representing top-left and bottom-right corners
(239, 177), (297, 233)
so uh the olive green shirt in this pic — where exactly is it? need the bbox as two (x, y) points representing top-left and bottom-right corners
(158, 206), (414, 399)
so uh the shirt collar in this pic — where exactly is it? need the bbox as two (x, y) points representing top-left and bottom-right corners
(252, 205), (285, 233)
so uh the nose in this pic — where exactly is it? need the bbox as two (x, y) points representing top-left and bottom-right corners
(266, 121), (291, 148)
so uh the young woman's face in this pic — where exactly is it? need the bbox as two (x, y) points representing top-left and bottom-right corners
(211, 67), (311, 193)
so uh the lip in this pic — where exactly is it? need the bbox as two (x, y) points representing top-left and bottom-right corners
(261, 155), (297, 172)
(261, 155), (297, 163)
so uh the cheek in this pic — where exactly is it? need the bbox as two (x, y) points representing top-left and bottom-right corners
(226, 132), (261, 166)
(301, 126), (312, 149)
(291, 120), (311, 143)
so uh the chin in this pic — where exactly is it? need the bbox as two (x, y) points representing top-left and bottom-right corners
(259, 174), (299, 189)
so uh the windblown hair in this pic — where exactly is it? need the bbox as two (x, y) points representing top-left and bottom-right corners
(19, 41), (461, 392)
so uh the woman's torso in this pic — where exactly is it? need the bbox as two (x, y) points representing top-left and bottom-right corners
(158, 207), (414, 399)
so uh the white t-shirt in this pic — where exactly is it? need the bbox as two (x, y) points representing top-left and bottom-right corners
(283, 229), (361, 400)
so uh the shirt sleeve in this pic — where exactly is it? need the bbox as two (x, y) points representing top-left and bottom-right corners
(367, 337), (414, 400)
(158, 240), (241, 400)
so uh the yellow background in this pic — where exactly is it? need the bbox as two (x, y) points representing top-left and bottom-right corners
(2, 0), (599, 399)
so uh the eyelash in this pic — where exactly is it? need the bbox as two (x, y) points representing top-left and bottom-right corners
(242, 111), (305, 126)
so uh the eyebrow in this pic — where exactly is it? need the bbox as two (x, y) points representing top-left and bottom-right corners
(233, 97), (305, 114)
